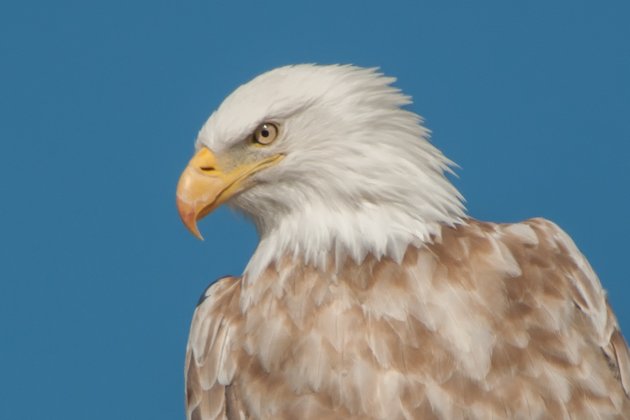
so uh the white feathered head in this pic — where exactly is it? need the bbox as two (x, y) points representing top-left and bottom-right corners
(177, 64), (465, 275)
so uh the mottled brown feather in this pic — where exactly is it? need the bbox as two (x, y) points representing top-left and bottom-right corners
(185, 219), (630, 419)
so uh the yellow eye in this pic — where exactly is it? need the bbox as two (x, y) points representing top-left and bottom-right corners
(253, 123), (279, 145)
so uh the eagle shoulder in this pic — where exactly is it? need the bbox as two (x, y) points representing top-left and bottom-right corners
(185, 276), (243, 420)
(427, 218), (630, 416)
(525, 218), (630, 398)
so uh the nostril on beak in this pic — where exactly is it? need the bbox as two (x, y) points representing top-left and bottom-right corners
(200, 165), (215, 172)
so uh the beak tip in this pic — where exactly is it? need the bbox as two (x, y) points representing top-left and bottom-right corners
(177, 196), (204, 241)
(193, 229), (204, 241)
(184, 216), (205, 241)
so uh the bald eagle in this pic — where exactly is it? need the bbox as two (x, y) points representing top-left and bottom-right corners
(176, 64), (630, 419)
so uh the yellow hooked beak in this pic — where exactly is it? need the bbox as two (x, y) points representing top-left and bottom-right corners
(176, 148), (283, 240)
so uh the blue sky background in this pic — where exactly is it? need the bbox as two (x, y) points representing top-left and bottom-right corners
(1, 1), (628, 418)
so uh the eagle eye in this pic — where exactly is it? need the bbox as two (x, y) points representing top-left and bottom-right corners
(253, 123), (279, 145)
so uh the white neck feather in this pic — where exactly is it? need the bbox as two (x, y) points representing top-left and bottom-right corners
(243, 204), (454, 282)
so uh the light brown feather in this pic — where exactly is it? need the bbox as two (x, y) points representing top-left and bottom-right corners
(185, 219), (630, 419)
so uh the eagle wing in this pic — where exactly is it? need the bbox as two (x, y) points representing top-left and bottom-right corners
(185, 276), (242, 420)
(530, 218), (630, 397)
(424, 218), (630, 417)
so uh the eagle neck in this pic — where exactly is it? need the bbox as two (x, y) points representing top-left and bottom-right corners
(243, 200), (459, 282)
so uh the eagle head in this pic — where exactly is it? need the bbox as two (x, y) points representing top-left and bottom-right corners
(176, 64), (464, 275)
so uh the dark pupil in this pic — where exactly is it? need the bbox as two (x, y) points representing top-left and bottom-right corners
(261, 129), (269, 137)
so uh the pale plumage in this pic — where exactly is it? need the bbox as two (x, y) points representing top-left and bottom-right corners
(177, 65), (629, 419)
